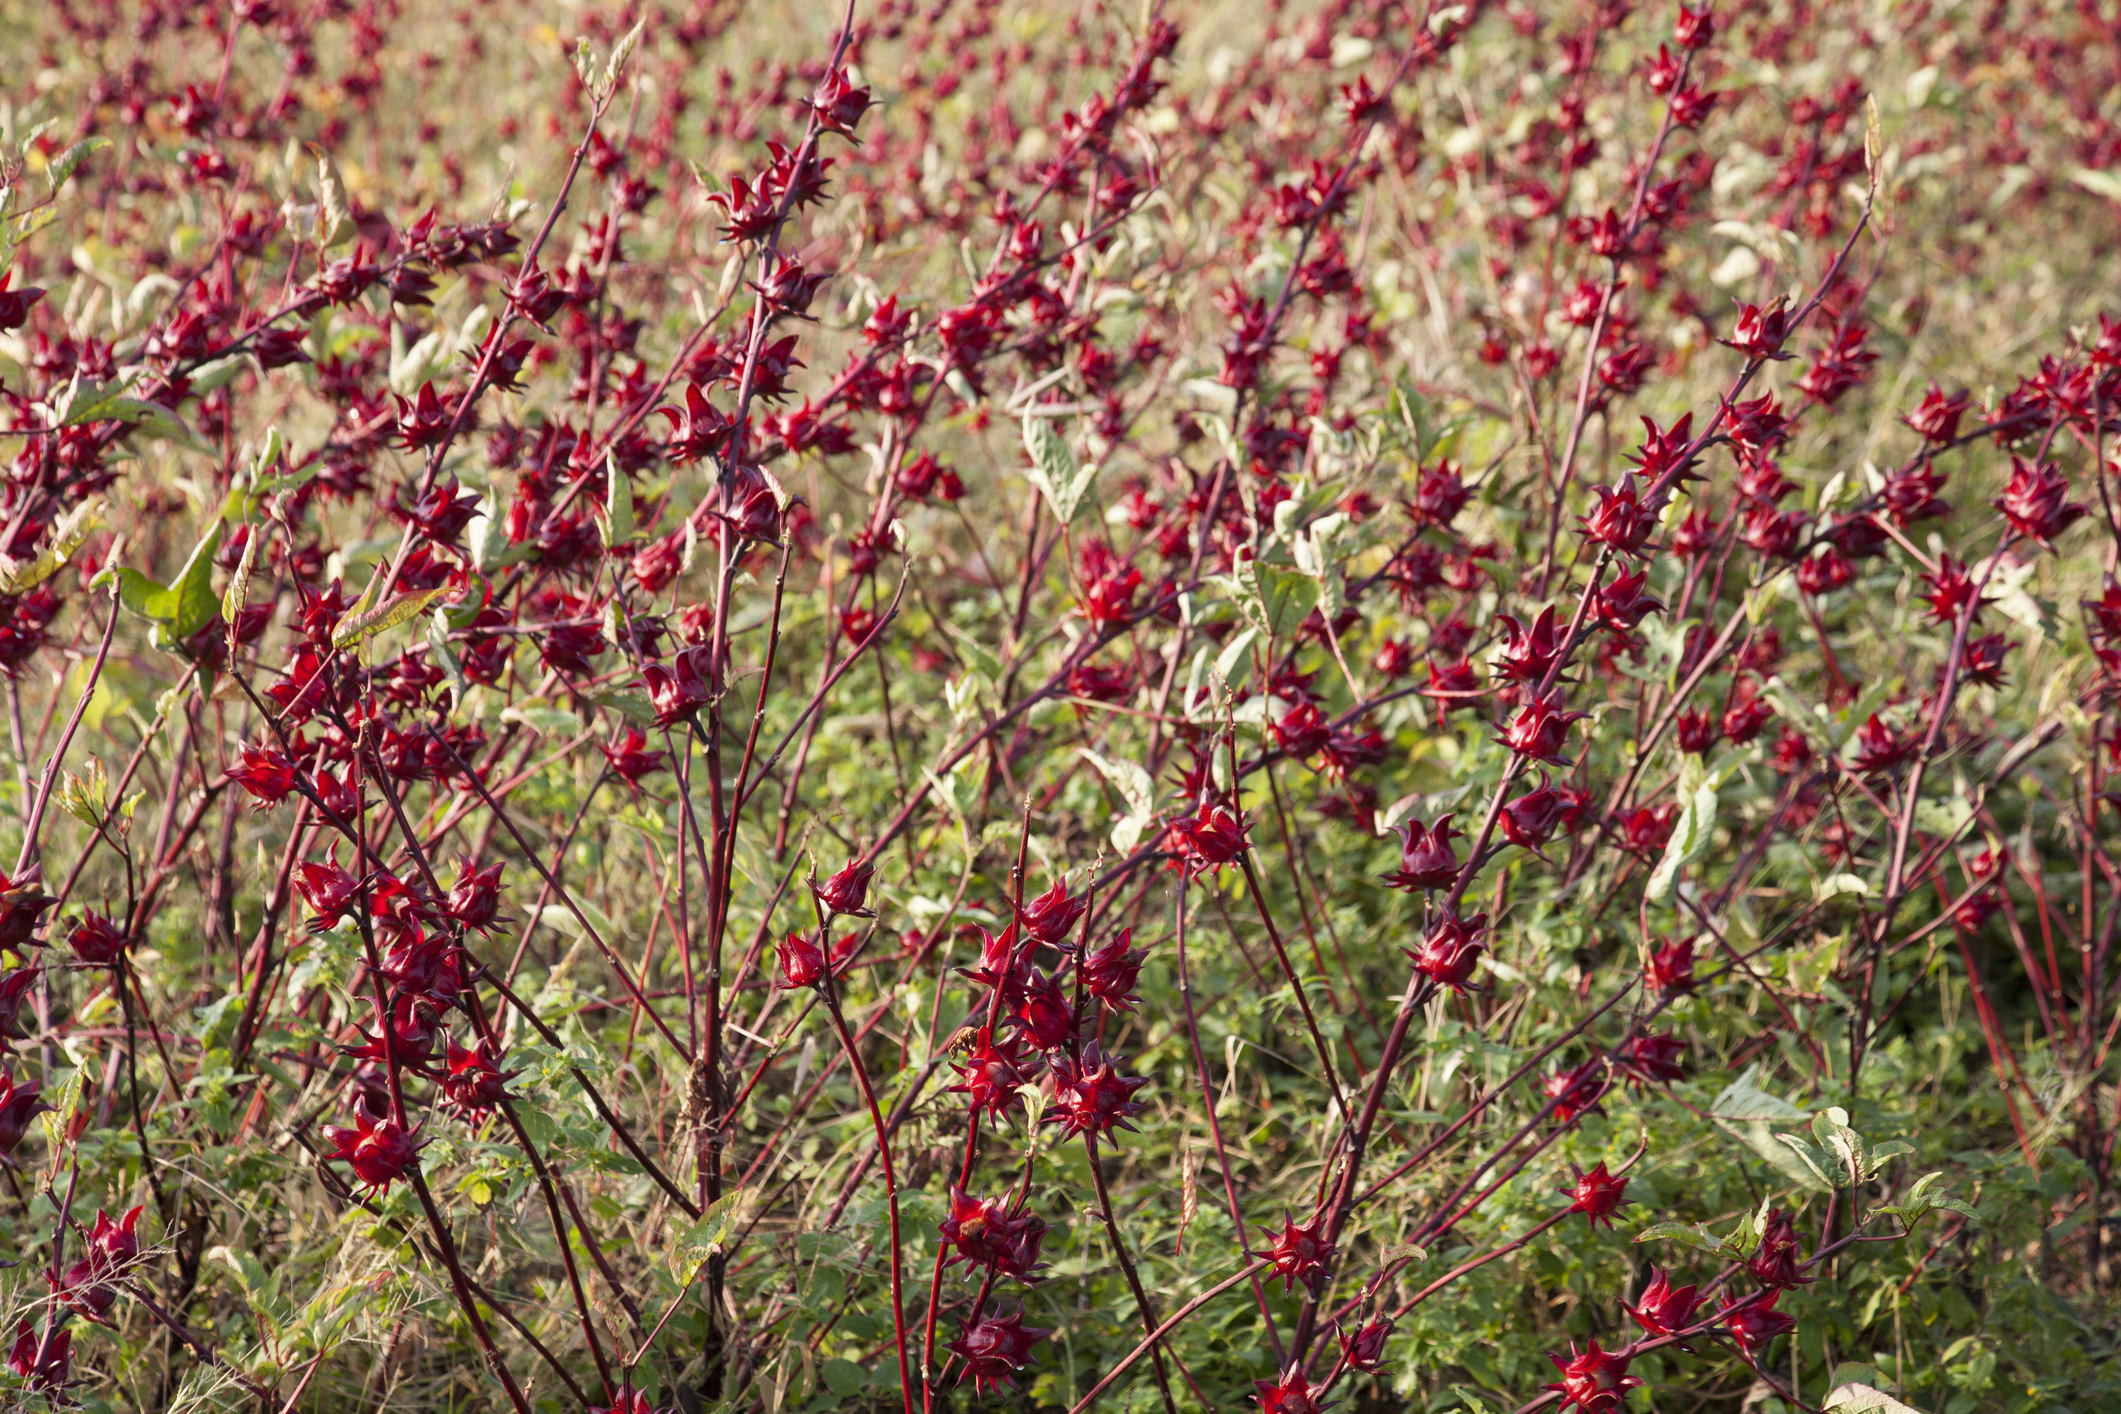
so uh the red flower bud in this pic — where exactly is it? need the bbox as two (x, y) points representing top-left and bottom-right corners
(1992, 457), (2086, 547)
(446, 860), (507, 934)
(1501, 690), (1589, 765)
(939, 1187), (1048, 1278)
(948, 1026), (1032, 1118)
(1674, 706), (1720, 756)
(1543, 1059), (1607, 1124)
(0, 1067), (51, 1154)
(441, 1037), (518, 1115)
(1748, 1209), (1813, 1290)
(1617, 1031), (1687, 1085)
(1850, 714), (1913, 774)
(1012, 970), (1077, 1050)
(1166, 801), (1250, 878)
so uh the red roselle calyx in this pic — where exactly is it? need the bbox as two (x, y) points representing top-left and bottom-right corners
(0, 1068), (51, 1154)
(1501, 690), (1589, 765)
(8, 1319), (70, 1389)
(1166, 800), (1250, 877)
(1336, 1314), (1395, 1373)
(1383, 813), (1458, 890)
(1263, 1214), (1335, 1295)
(1617, 1032), (1688, 1085)
(948, 1026), (1031, 1119)
(1081, 928), (1147, 1011)
(65, 913), (129, 967)
(1254, 1365), (1323, 1414)
(0, 869), (55, 951)
(445, 861), (508, 933)
(1546, 1340), (1643, 1413)
(1045, 1042), (1148, 1141)
(1748, 1209), (1814, 1290)
(813, 857), (876, 918)
(1016, 878), (1087, 948)
(946, 1307), (1051, 1394)
(938, 1186), (1048, 1277)
(1561, 1161), (1630, 1227)
(775, 933), (829, 990)
(1543, 1059), (1608, 1124)
(1501, 779), (1566, 853)
(1408, 910), (1487, 994)
(1628, 1267), (1704, 1343)
(588, 1387), (657, 1414)
(224, 742), (302, 806)
(1720, 1290), (1799, 1354)
(321, 1112), (424, 1194)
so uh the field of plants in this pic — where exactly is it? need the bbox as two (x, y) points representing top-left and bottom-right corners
(0, 0), (2116, 1411)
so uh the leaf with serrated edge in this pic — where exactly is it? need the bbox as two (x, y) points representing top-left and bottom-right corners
(332, 586), (447, 650)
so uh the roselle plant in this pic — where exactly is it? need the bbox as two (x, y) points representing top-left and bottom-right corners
(0, 0), (2115, 1411)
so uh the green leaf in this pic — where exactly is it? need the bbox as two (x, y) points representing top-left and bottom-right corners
(1634, 1221), (1733, 1256)
(1212, 625), (1259, 690)
(598, 453), (638, 546)
(99, 523), (225, 636)
(165, 520), (225, 640)
(1823, 1383), (1931, 1414)
(1256, 563), (1319, 640)
(1712, 1068), (1831, 1192)
(502, 704), (583, 737)
(1868, 1139), (1917, 1168)
(429, 611), (471, 709)
(669, 1190), (746, 1274)
(1646, 772), (1719, 906)
(819, 1359), (867, 1397)
(1022, 414), (1096, 523)
(1081, 748), (1157, 852)
(100, 569), (167, 623)
(0, 494), (101, 594)
(58, 757), (109, 830)
(1774, 1132), (1841, 1190)
(64, 393), (201, 448)
(332, 586), (446, 651)
(942, 621), (1003, 682)
(44, 136), (110, 191)
(590, 688), (657, 726)
(1827, 1364), (1897, 1397)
